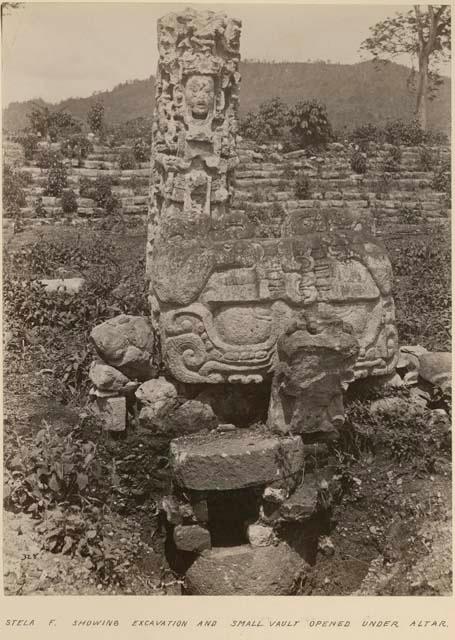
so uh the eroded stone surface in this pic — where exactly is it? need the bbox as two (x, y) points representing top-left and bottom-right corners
(90, 315), (156, 380)
(148, 8), (399, 386)
(279, 481), (319, 522)
(89, 361), (129, 392)
(185, 543), (307, 595)
(169, 428), (304, 491)
(268, 314), (359, 438)
(419, 352), (451, 389)
(246, 523), (277, 547)
(139, 398), (217, 436)
(92, 396), (126, 432)
(173, 524), (211, 553)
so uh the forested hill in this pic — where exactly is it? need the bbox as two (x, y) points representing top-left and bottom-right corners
(3, 60), (450, 134)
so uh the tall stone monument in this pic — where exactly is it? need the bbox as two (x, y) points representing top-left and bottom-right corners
(147, 7), (399, 595)
(147, 8), (398, 391)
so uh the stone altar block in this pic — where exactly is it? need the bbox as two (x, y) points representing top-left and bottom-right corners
(147, 7), (398, 385)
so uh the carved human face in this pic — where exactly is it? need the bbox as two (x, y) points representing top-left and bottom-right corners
(184, 75), (215, 119)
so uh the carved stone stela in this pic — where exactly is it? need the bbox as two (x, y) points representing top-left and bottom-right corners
(147, 7), (399, 386)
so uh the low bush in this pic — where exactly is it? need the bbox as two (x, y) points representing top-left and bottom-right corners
(348, 120), (448, 147)
(382, 145), (402, 173)
(350, 150), (368, 174)
(2, 165), (28, 217)
(383, 119), (424, 146)
(431, 160), (451, 197)
(133, 138), (150, 163)
(118, 149), (137, 170)
(16, 133), (39, 161)
(36, 148), (59, 169)
(45, 156), (68, 197)
(294, 173), (312, 199)
(61, 189), (78, 214)
(62, 135), (93, 165)
(418, 146), (434, 172)
(399, 204), (423, 225)
(288, 99), (333, 150)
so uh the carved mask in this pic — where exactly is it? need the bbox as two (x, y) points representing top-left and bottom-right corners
(184, 75), (215, 120)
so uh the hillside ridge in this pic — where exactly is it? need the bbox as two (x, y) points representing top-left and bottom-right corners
(3, 60), (450, 134)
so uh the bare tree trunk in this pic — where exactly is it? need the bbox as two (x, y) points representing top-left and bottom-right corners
(416, 52), (428, 130)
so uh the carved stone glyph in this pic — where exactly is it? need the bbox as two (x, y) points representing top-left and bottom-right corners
(267, 314), (360, 440)
(148, 8), (398, 385)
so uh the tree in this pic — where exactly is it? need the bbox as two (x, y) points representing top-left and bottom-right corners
(87, 100), (105, 135)
(360, 5), (451, 129)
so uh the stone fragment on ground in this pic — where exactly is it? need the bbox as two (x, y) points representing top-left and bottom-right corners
(318, 536), (335, 557)
(39, 277), (85, 294)
(90, 314), (157, 380)
(169, 428), (304, 491)
(246, 523), (277, 547)
(173, 525), (211, 553)
(279, 481), (319, 522)
(89, 361), (129, 391)
(418, 352), (451, 390)
(369, 396), (425, 416)
(185, 543), (307, 595)
(136, 376), (178, 424)
(92, 396), (126, 432)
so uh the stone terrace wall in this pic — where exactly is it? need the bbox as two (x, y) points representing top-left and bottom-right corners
(6, 140), (150, 221)
(4, 139), (450, 233)
(233, 141), (450, 238)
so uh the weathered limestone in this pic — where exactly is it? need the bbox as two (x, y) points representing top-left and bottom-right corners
(92, 396), (126, 432)
(89, 361), (130, 392)
(39, 277), (85, 294)
(184, 543), (307, 595)
(148, 8), (398, 387)
(267, 314), (359, 439)
(90, 314), (157, 380)
(419, 352), (451, 390)
(173, 524), (211, 553)
(169, 428), (304, 491)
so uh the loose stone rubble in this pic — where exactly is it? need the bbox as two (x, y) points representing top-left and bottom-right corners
(84, 7), (451, 595)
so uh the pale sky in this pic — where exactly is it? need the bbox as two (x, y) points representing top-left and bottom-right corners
(1, 2), (451, 106)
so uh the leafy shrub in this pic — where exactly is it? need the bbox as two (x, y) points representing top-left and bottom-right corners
(383, 119), (425, 146)
(17, 132), (39, 161)
(2, 165), (28, 217)
(400, 205), (423, 225)
(45, 156), (68, 196)
(350, 150), (368, 174)
(62, 135), (93, 165)
(382, 145), (402, 173)
(294, 173), (311, 199)
(239, 97), (289, 144)
(93, 175), (113, 209)
(78, 176), (95, 200)
(350, 123), (381, 146)
(133, 138), (150, 163)
(418, 146), (434, 172)
(87, 100), (104, 134)
(431, 160), (451, 196)
(61, 189), (78, 214)
(36, 148), (58, 169)
(288, 99), (333, 150)
(106, 116), (153, 147)
(118, 149), (137, 170)
(3, 235), (149, 341)
(4, 422), (100, 515)
(34, 197), (47, 218)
